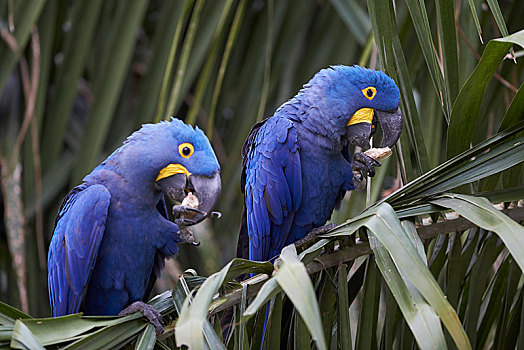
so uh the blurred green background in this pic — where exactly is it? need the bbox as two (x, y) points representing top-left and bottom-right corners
(0, 0), (522, 319)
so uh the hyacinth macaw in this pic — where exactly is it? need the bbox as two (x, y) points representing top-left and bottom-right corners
(48, 119), (221, 333)
(237, 65), (402, 262)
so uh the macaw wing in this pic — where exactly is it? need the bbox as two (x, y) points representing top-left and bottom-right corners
(243, 117), (302, 261)
(237, 119), (269, 260)
(48, 183), (111, 316)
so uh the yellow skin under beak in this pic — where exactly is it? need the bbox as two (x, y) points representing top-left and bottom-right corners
(156, 164), (191, 182)
(347, 108), (374, 126)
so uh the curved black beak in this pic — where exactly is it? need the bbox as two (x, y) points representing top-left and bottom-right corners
(375, 106), (403, 148)
(345, 106), (403, 149)
(155, 171), (222, 224)
(186, 172), (221, 222)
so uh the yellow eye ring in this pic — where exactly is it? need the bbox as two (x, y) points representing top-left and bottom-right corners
(362, 86), (377, 100)
(178, 143), (194, 158)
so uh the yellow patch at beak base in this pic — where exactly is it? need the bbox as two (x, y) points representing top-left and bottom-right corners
(156, 164), (191, 181)
(347, 108), (374, 126)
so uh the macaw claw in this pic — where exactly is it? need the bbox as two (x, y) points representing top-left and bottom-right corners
(352, 152), (381, 178)
(172, 205), (219, 246)
(176, 224), (200, 246)
(172, 204), (207, 217)
(175, 217), (199, 226)
(172, 204), (208, 226)
(294, 223), (337, 246)
(118, 301), (164, 335)
(172, 206), (222, 226)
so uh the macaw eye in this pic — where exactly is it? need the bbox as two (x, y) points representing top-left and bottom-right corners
(362, 86), (377, 101)
(179, 143), (194, 158)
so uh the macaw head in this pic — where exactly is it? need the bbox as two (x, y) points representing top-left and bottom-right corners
(110, 118), (221, 223)
(308, 65), (402, 149)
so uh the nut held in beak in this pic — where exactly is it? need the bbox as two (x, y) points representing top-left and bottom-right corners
(180, 193), (199, 219)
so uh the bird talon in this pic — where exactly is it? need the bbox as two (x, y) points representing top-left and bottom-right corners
(176, 225), (199, 245)
(352, 152), (380, 178)
(211, 211), (222, 218)
(118, 301), (164, 335)
(172, 205), (206, 217)
(295, 223), (337, 246)
(186, 207), (206, 215)
(175, 218), (197, 226)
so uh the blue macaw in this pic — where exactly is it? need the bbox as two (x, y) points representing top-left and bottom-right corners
(48, 119), (221, 333)
(237, 65), (402, 261)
